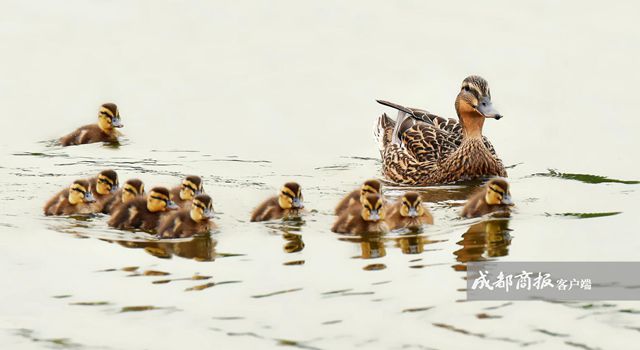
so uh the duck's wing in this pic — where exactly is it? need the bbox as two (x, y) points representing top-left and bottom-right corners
(401, 122), (460, 163)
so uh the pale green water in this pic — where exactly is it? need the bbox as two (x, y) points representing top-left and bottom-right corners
(1, 1), (640, 349)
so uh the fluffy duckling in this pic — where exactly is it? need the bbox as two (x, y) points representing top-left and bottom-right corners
(100, 179), (145, 214)
(89, 169), (119, 211)
(108, 187), (178, 231)
(461, 178), (514, 218)
(331, 193), (389, 234)
(43, 179), (96, 216)
(334, 179), (382, 215)
(170, 175), (204, 208)
(60, 103), (123, 146)
(251, 182), (304, 222)
(386, 192), (434, 230)
(157, 194), (215, 238)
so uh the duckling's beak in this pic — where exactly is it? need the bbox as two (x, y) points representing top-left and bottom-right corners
(85, 192), (96, 203)
(369, 210), (380, 221)
(110, 184), (119, 193)
(292, 197), (303, 209)
(501, 194), (514, 206)
(204, 208), (214, 219)
(166, 200), (179, 210)
(408, 207), (418, 218)
(477, 97), (502, 120)
(111, 117), (124, 128)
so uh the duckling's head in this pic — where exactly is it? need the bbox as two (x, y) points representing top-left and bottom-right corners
(95, 169), (119, 195)
(399, 191), (425, 218)
(147, 187), (178, 212)
(455, 76), (502, 127)
(122, 179), (145, 203)
(484, 178), (513, 206)
(179, 175), (204, 201)
(68, 179), (95, 205)
(361, 193), (384, 222)
(97, 103), (123, 132)
(278, 182), (304, 210)
(359, 179), (382, 204)
(190, 194), (214, 222)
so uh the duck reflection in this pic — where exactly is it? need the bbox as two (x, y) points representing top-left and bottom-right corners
(114, 235), (218, 261)
(267, 217), (306, 254)
(339, 233), (387, 259)
(394, 234), (429, 255)
(453, 219), (512, 271)
(283, 233), (304, 253)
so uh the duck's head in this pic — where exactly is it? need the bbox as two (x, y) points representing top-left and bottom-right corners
(399, 191), (425, 218)
(147, 187), (178, 212)
(359, 179), (382, 205)
(97, 103), (123, 132)
(278, 182), (304, 210)
(190, 194), (214, 222)
(179, 175), (204, 201)
(361, 193), (384, 222)
(68, 179), (95, 205)
(122, 179), (145, 203)
(484, 178), (514, 206)
(95, 169), (119, 195)
(455, 76), (502, 135)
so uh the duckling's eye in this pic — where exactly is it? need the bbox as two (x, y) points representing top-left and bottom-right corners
(151, 196), (168, 204)
(182, 184), (197, 193)
(463, 86), (470, 92)
(73, 188), (86, 195)
(281, 191), (294, 199)
(124, 188), (136, 194)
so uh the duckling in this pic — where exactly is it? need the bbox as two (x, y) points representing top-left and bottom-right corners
(59, 103), (123, 146)
(374, 75), (506, 185)
(251, 182), (304, 222)
(461, 178), (514, 218)
(100, 179), (145, 214)
(386, 191), (434, 230)
(43, 179), (96, 216)
(170, 175), (204, 208)
(334, 179), (382, 215)
(108, 187), (178, 231)
(331, 193), (389, 234)
(157, 194), (215, 238)
(88, 169), (119, 211)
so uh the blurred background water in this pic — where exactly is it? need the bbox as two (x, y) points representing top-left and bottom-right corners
(1, 1), (639, 349)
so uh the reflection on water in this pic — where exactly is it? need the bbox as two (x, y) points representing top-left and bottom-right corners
(453, 219), (512, 271)
(115, 235), (219, 261)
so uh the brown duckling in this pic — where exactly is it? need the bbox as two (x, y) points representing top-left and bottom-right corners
(250, 182), (304, 222)
(100, 179), (145, 214)
(60, 103), (123, 146)
(334, 179), (382, 215)
(386, 191), (434, 230)
(170, 175), (204, 208)
(88, 169), (119, 211)
(108, 187), (178, 231)
(461, 178), (514, 218)
(43, 179), (96, 216)
(157, 194), (215, 238)
(331, 193), (388, 234)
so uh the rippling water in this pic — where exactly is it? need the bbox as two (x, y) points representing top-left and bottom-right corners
(2, 1), (640, 349)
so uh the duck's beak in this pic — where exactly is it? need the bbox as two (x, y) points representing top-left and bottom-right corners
(369, 210), (380, 221)
(408, 207), (418, 218)
(478, 97), (502, 120)
(501, 194), (514, 206)
(85, 192), (96, 203)
(204, 208), (214, 219)
(166, 200), (179, 210)
(292, 197), (303, 209)
(110, 184), (119, 193)
(111, 117), (124, 128)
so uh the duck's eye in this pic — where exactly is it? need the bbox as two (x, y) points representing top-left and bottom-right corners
(182, 184), (197, 193)
(73, 188), (86, 195)
(151, 196), (168, 204)
(124, 188), (136, 194)
(463, 86), (470, 92)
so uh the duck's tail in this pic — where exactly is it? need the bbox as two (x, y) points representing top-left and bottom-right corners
(373, 112), (396, 155)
